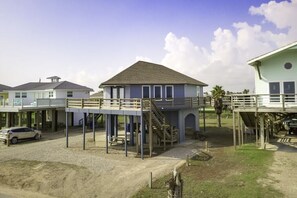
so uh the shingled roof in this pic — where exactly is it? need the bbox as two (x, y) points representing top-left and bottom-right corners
(0, 84), (12, 92)
(12, 81), (93, 91)
(100, 61), (207, 87)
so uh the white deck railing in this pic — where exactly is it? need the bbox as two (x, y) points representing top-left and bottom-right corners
(0, 98), (66, 108)
(66, 97), (205, 111)
(231, 94), (297, 110)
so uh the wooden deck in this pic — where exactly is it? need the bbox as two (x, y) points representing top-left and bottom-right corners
(231, 94), (297, 113)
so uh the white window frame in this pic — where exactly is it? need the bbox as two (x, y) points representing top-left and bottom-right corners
(153, 85), (162, 100)
(21, 92), (27, 98)
(15, 92), (21, 98)
(49, 91), (54, 98)
(67, 91), (73, 97)
(142, 85), (151, 99)
(165, 85), (174, 100)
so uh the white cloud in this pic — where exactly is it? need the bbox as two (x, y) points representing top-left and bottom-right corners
(160, 0), (297, 93)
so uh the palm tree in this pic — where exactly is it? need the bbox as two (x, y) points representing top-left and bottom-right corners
(242, 89), (249, 94)
(211, 85), (225, 127)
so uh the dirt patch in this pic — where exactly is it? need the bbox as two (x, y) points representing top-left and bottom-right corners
(0, 160), (96, 198)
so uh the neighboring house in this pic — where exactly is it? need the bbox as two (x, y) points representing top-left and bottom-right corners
(90, 91), (103, 99)
(0, 76), (93, 130)
(66, 61), (207, 157)
(231, 41), (297, 149)
(0, 84), (12, 128)
(0, 84), (12, 102)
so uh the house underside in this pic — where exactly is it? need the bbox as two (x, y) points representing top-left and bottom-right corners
(65, 97), (206, 159)
(231, 94), (297, 149)
(0, 99), (74, 131)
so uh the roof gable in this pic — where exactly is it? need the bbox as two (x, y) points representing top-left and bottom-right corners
(248, 41), (297, 66)
(0, 84), (12, 92)
(100, 61), (207, 87)
(11, 81), (93, 91)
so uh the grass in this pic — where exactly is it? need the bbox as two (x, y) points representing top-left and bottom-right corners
(132, 112), (283, 198)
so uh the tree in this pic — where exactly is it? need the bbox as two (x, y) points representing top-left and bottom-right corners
(242, 89), (249, 94)
(211, 85), (225, 127)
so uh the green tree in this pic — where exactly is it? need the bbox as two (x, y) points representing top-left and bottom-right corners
(211, 85), (226, 127)
(243, 89), (249, 94)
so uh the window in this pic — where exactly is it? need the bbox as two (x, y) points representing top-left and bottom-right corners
(142, 85), (150, 98)
(21, 92), (27, 98)
(15, 92), (20, 98)
(269, 82), (280, 102)
(165, 85), (174, 100)
(154, 85), (162, 100)
(49, 91), (53, 98)
(67, 91), (73, 97)
(284, 62), (293, 70)
(284, 81), (295, 102)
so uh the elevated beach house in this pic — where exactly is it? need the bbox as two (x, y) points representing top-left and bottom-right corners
(0, 76), (93, 131)
(66, 61), (207, 158)
(231, 41), (297, 148)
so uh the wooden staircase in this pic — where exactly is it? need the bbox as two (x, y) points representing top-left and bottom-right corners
(143, 99), (178, 144)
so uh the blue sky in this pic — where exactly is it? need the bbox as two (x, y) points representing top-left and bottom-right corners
(0, 0), (296, 93)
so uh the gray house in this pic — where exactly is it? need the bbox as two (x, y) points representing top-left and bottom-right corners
(66, 61), (207, 158)
(0, 76), (93, 131)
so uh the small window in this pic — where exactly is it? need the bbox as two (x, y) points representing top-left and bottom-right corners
(154, 85), (162, 100)
(165, 85), (174, 100)
(49, 91), (53, 98)
(15, 92), (20, 98)
(67, 91), (73, 97)
(284, 62), (292, 70)
(21, 92), (27, 98)
(142, 86), (150, 98)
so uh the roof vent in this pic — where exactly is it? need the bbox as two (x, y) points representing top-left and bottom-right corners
(47, 76), (61, 83)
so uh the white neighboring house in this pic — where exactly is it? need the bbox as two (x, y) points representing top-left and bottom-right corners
(0, 76), (93, 130)
(247, 41), (297, 107)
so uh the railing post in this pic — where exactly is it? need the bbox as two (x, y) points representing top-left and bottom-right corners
(256, 95), (259, 111)
(81, 99), (84, 108)
(99, 98), (102, 109)
(282, 94), (285, 111)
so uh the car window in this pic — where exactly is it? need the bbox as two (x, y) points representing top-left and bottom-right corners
(24, 128), (33, 132)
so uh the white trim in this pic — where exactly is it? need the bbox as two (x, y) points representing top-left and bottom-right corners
(248, 41), (297, 65)
(153, 85), (162, 100)
(142, 85), (151, 98)
(165, 85), (174, 100)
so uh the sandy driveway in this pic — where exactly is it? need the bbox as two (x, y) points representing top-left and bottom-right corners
(267, 139), (297, 198)
(0, 130), (200, 198)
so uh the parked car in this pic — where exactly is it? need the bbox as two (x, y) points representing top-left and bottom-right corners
(0, 127), (42, 144)
(283, 118), (297, 135)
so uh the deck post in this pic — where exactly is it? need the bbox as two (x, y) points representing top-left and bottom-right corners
(260, 114), (265, 149)
(141, 100), (144, 160)
(106, 114), (109, 154)
(83, 113), (86, 150)
(136, 116), (139, 154)
(66, 112), (68, 148)
(240, 116), (246, 144)
(93, 113), (95, 142)
(130, 116), (134, 146)
(237, 112), (241, 146)
(124, 115), (127, 157)
(149, 99), (153, 157)
(203, 106), (206, 133)
(255, 112), (258, 146)
(233, 110), (236, 149)
(163, 120), (166, 151)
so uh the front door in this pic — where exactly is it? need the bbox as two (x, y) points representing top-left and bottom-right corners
(284, 81), (295, 102)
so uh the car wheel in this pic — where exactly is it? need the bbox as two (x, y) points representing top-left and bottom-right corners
(11, 137), (18, 144)
(34, 134), (41, 140)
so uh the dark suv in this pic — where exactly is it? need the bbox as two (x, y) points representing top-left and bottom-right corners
(0, 127), (42, 144)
